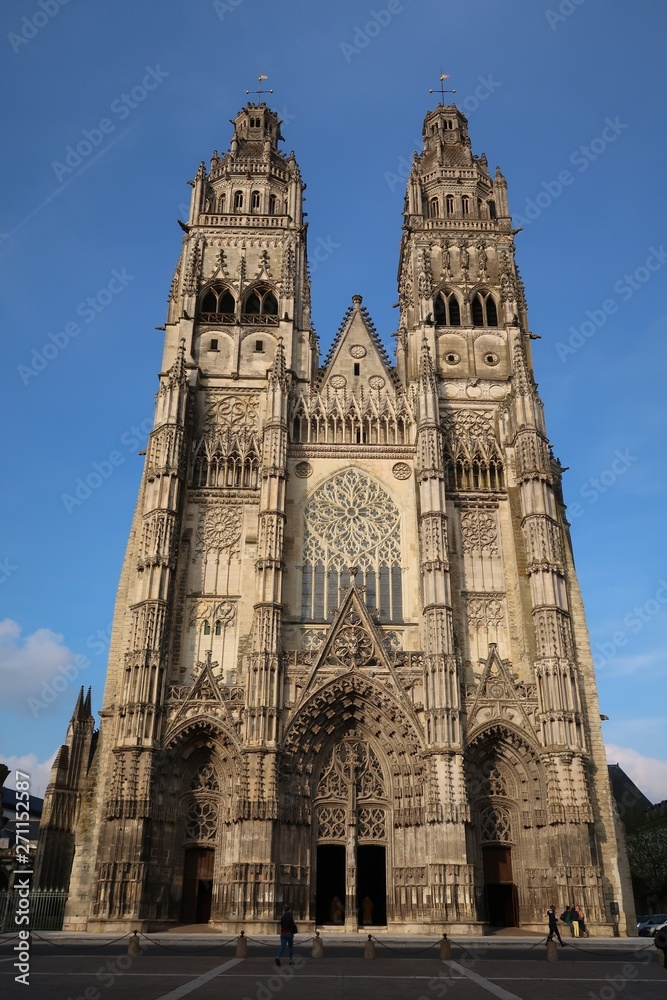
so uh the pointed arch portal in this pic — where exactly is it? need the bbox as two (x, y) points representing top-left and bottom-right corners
(313, 735), (389, 927)
(282, 668), (426, 929)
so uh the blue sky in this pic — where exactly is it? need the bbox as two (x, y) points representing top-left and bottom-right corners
(1, 0), (665, 800)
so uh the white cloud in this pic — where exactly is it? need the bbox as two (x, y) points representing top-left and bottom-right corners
(0, 618), (82, 715)
(2, 752), (57, 799)
(605, 743), (667, 804)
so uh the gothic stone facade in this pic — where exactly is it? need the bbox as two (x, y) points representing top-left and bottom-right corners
(36, 101), (635, 935)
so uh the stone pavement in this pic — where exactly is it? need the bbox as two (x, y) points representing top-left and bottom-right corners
(0, 933), (664, 1000)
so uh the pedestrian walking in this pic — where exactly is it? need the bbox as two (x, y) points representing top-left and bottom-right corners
(275, 904), (298, 967)
(546, 905), (564, 946)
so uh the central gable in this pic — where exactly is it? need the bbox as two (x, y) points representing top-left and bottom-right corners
(318, 294), (395, 394)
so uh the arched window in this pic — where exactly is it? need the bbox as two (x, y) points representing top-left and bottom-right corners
(301, 469), (403, 623)
(242, 284), (279, 325)
(471, 291), (499, 327)
(461, 195), (470, 216)
(445, 194), (455, 216)
(217, 193), (226, 213)
(488, 200), (497, 219)
(233, 190), (244, 211)
(269, 194), (277, 215)
(433, 289), (461, 326)
(429, 197), (440, 218)
(199, 284), (236, 323)
(251, 190), (261, 210)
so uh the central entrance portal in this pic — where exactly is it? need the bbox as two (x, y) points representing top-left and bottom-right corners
(357, 844), (386, 926)
(315, 844), (346, 925)
(314, 737), (390, 928)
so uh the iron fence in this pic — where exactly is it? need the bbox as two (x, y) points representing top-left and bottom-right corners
(0, 889), (68, 931)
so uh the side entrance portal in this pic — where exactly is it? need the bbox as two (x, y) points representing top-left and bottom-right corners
(181, 847), (214, 924)
(482, 845), (518, 927)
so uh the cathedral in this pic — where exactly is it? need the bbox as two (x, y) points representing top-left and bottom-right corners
(35, 96), (635, 935)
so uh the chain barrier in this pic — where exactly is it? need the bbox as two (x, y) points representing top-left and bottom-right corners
(25, 931), (134, 950)
(562, 938), (656, 956)
(370, 934), (441, 955)
(137, 931), (238, 953)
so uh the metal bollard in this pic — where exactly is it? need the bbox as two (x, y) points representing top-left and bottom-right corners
(236, 930), (248, 958)
(128, 931), (142, 957)
(440, 933), (452, 960)
(364, 934), (376, 959)
(312, 931), (324, 958)
(545, 940), (559, 962)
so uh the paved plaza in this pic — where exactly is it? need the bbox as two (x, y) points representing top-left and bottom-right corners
(0, 934), (664, 1000)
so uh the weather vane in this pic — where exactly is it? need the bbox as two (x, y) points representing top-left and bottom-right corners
(246, 74), (273, 98)
(429, 72), (456, 104)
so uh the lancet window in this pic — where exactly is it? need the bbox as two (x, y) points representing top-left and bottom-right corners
(471, 290), (499, 327)
(443, 411), (505, 492)
(301, 469), (403, 622)
(199, 284), (236, 323)
(192, 429), (260, 489)
(290, 389), (415, 446)
(433, 289), (461, 326)
(242, 283), (279, 325)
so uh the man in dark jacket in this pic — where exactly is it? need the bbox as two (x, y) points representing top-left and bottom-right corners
(275, 904), (298, 966)
(547, 905), (564, 946)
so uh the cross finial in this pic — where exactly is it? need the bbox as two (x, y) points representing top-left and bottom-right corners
(246, 73), (273, 99)
(429, 71), (456, 105)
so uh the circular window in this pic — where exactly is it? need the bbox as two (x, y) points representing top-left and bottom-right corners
(445, 352), (461, 365)
(368, 375), (385, 390)
(392, 462), (412, 480)
(484, 352), (499, 366)
(330, 374), (346, 389)
(350, 345), (367, 359)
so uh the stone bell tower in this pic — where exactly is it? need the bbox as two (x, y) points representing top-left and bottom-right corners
(395, 101), (634, 934)
(51, 98), (315, 930)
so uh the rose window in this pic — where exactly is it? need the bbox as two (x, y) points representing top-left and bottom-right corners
(185, 801), (218, 841)
(301, 470), (403, 622)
